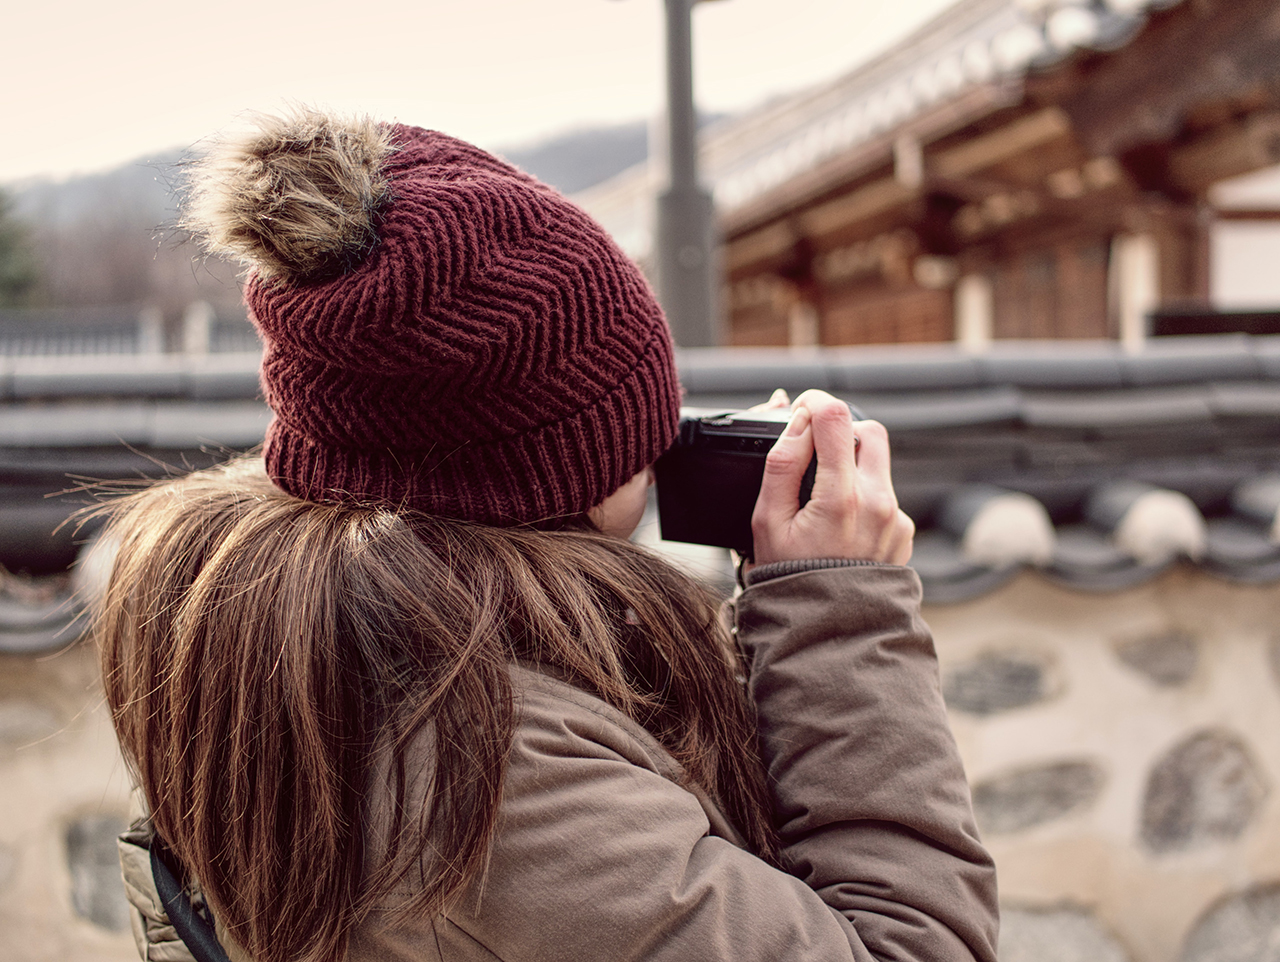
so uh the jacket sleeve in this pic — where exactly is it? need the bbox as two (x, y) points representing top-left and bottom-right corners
(386, 565), (997, 962)
(736, 564), (998, 962)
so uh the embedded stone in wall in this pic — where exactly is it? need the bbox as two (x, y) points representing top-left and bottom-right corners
(1141, 729), (1268, 854)
(65, 814), (130, 932)
(1114, 631), (1199, 687)
(0, 697), (60, 747)
(1180, 882), (1280, 962)
(999, 905), (1131, 962)
(943, 651), (1052, 715)
(973, 760), (1104, 834)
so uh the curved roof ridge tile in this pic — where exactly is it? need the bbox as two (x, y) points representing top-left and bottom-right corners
(0, 588), (82, 654)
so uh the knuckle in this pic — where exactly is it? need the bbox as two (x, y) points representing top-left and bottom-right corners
(865, 492), (897, 523)
(898, 511), (916, 539)
(764, 447), (798, 473)
(856, 419), (888, 442)
(750, 506), (779, 541)
(812, 400), (853, 428)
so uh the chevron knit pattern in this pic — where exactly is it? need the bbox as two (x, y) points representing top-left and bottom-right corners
(247, 125), (681, 525)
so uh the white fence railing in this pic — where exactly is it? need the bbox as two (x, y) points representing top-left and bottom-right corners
(0, 302), (259, 357)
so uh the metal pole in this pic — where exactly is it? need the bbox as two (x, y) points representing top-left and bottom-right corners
(655, 0), (719, 347)
(664, 0), (698, 190)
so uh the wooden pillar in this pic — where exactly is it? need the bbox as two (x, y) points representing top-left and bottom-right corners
(955, 274), (994, 351)
(1110, 234), (1159, 351)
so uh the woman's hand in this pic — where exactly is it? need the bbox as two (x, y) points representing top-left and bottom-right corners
(751, 389), (914, 566)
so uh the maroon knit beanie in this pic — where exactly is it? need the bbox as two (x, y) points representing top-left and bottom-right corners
(189, 112), (681, 525)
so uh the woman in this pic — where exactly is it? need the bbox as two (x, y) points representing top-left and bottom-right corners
(96, 108), (998, 962)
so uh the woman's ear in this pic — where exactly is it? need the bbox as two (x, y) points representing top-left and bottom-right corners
(587, 466), (654, 540)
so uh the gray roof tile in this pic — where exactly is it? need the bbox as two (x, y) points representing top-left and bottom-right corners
(3, 337), (1280, 595)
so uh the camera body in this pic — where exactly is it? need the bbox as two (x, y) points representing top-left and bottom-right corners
(654, 404), (862, 558)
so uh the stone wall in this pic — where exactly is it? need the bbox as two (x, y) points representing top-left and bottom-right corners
(929, 568), (1280, 962)
(0, 641), (135, 961)
(3, 565), (1278, 961)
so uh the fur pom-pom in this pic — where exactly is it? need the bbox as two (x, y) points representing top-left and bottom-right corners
(182, 107), (394, 283)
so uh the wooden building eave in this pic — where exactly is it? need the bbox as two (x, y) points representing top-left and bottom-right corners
(723, 0), (1280, 287)
(724, 102), (1084, 276)
(1042, 0), (1280, 161)
(720, 82), (1022, 239)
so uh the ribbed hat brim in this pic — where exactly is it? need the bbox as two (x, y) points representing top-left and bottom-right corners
(264, 330), (680, 525)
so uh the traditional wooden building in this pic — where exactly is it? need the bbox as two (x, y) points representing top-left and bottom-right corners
(576, 0), (1280, 347)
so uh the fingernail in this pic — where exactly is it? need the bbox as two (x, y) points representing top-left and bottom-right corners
(786, 407), (810, 436)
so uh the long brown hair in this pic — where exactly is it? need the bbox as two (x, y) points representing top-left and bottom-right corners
(93, 457), (777, 962)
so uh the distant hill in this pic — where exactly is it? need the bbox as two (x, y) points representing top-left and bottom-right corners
(500, 122), (649, 195)
(8, 120), (658, 231)
(11, 150), (184, 229)
(2, 117), (732, 319)
(8, 112), (735, 232)
(499, 113), (725, 194)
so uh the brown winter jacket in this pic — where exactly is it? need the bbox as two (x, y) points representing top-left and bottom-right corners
(118, 564), (999, 962)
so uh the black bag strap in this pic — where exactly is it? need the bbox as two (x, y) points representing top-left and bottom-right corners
(149, 839), (233, 962)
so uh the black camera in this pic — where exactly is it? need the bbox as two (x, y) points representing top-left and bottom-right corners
(654, 403), (863, 558)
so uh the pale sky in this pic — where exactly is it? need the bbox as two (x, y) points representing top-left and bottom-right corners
(4, 0), (957, 185)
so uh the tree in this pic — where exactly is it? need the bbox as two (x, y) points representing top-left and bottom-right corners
(0, 189), (38, 307)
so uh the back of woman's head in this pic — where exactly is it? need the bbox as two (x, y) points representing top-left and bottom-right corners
(96, 458), (776, 962)
(182, 106), (682, 528)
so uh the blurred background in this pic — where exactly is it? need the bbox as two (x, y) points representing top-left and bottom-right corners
(3, 1), (1280, 960)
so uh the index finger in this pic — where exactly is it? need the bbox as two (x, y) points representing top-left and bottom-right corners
(752, 405), (815, 541)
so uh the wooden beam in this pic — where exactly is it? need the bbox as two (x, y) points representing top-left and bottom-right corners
(798, 179), (915, 240)
(1215, 208), (1280, 222)
(931, 108), (1073, 179)
(723, 222), (798, 275)
(1169, 112), (1280, 193)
